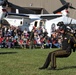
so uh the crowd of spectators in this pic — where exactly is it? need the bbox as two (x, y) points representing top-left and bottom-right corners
(0, 25), (62, 49)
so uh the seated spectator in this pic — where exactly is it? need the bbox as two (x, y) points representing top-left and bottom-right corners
(6, 36), (12, 48)
(34, 34), (42, 47)
(40, 37), (46, 49)
(2, 36), (6, 48)
(51, 32), (61, 48)
(52, 37), (61, 48)
(13, 38), (19, 48)
(26, 38), (30, 48)
(45, 37), (52, 49)
(0, 36), (3, 48)
(18, 37), (24, 48)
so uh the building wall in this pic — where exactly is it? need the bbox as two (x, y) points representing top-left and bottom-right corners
(8, 0), (76, 19)
(8, 0), (62, 14)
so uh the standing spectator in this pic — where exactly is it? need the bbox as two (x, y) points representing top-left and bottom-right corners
(29, 28), (35, 49)
(43, 29), (48, 40)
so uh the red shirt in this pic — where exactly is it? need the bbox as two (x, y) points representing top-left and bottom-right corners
(0, 37), (3, 43)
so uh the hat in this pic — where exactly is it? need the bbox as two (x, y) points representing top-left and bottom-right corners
(57, 22), (64, 26)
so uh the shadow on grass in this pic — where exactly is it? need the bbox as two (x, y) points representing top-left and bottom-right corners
(0, 52), (17, 55)
(47, 66), (76, 70)
(57, 66), (76, 70)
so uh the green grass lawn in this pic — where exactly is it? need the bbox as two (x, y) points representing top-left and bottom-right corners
(0, 48), (76, 75)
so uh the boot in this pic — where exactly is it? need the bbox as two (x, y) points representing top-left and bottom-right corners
(39, 66), (47, 69)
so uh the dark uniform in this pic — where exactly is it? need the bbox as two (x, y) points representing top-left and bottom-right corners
(29, 29), (35, 49)
(39, 25), (76, 70)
